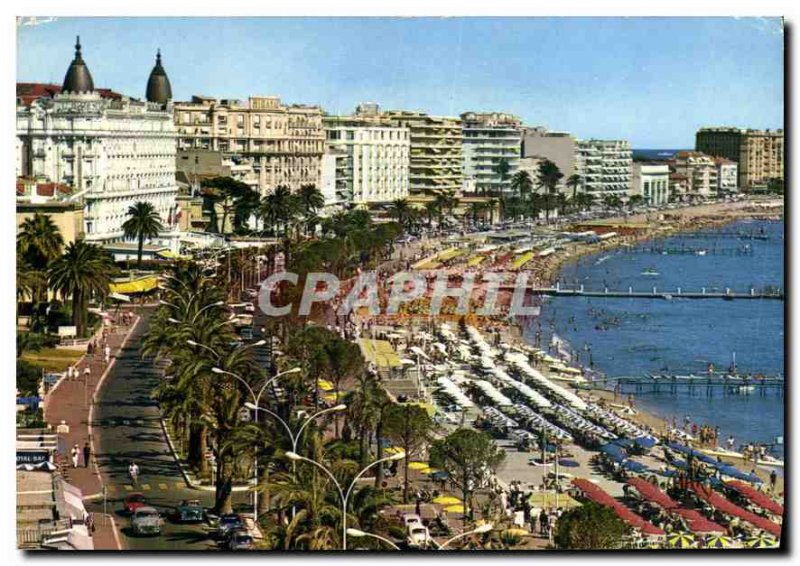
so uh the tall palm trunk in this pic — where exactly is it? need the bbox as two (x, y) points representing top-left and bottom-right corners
(374, 418), (385, 488)
(215, 457), (234, 514)
(137, 232), (145, 267)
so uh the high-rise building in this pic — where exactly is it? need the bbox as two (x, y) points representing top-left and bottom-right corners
(715, 157), (739, 194)
(521, 127), (576, 179)
(322, 114), (410, 205)
(575, 139), (632, 199)
(670, 151), (718, 199)
(460, 112), (522, 194)
(174, 95), (324, 195)
(16, 38), (179, 244)
(370, 110), (462, 195)
(695, 127), (783, 189)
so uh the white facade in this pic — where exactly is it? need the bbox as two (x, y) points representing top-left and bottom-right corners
(17, 92), (178, 244)
(461, 112), (521, 195)
(632, 163), (670, 205)
(716, 159), (739, 193)
(575, 139), (632, 198)
(324, 120), (410, 205)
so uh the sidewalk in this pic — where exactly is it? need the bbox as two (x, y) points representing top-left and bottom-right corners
(43, 310), (141, 550)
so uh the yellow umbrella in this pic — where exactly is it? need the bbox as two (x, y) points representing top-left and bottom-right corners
(433, 495), (462, 505)
(317, 379), (334, 391)
(385, 446), (404, 455)
(408, 461), (429, 470)
(322, 393), (338, 403)
(445, 504), (466, 513)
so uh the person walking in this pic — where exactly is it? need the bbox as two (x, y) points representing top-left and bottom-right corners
(84, 366), (91, 381)
(71, 444), (80, 468)
(83, 441), (91, 468)
(103, 344), (111, 365)
(769, 469), (777, 493)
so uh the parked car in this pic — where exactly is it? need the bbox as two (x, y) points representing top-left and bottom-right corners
(225, 528), (254, 550)
(401, 513), (422, 529)
(406, 525), (432, 548)
(131, 506), (163, 536)
(175, 499), (205, 523)
(217, 513), (245, 538)
(123, 493), (148, 515)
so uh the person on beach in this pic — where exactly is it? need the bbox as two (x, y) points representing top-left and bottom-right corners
(769, 470), (777, 493)
(727, 435), (735, 450)
(71, 444), (80, 468)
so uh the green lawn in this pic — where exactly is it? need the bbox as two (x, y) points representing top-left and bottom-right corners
(21, 348), (83, 372)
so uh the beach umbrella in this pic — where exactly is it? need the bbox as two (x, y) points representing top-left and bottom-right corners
(558, 459), (580, 468)
(385, 446), (404, 455)
(667, 532), (697, 548)
(408, 461), (429, 471)
(744, 533), (778, 548)
(433, 495), (462, 505)
(445, 504), (466, 514)
(704, 534), (734, 548)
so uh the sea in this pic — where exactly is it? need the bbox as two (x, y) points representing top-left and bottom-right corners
(527, 219), (785, 459)
(632, 149), (690, 161)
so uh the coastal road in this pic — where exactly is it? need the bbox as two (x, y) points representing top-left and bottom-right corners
(88, 311), (247, 550)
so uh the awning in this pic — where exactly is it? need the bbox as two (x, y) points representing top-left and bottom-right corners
(108, 292), (131, 302)
(156, 250), (187, 260)
(109, 276), (159, 294)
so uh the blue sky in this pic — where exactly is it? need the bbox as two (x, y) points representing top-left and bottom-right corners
(17, 17), (784, 147)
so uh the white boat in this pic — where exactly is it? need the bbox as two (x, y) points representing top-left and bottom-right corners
(641, 267), (660, 276)
(736, 385), (756, 394)
(696, 249), (708, 256)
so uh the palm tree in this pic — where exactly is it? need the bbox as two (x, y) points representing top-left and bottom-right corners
(566, 174), (582, 209)
(388, 199), (412, 232)
(48, 240), (115, 336)
(510, 171), (533, 200)
(260, 185), (296, 237)
(493, 157), (511, 196)
(122, 201), (163, 267)
(424, 201), (439, 231)
(17, 213), (64, 314)
(536, 160), (564, 222)
(299, 185), (325, 217)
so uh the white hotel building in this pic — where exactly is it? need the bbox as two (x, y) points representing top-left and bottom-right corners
(322, 114), (410, 206)
(575, 139), (632, 199)
(16, 39), (179, 245)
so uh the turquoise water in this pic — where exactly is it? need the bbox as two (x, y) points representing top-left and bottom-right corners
(528, 219), (785, 457)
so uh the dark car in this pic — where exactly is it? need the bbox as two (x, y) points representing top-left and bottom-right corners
(217, 513), (245, 538)
(175, 499), (205, 523)
(225, 528), (254, 551)
(123, 493), (148, 515)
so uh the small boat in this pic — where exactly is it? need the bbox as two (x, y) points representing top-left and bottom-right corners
(696, 250), (707, 256)
(641, 267), (659, 276)
(736, 385), (756, 395)
(663, 294), (673, 300)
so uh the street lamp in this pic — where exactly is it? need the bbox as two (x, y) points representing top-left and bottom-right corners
(286, 450), (406, 549)
(439, 523), (494, 550)
(210, 365), (300, 521)
(346, 528), (401, 551)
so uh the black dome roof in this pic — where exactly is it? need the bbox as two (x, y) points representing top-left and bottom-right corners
(146, 49), (172, 104)
(62, 36), (94, 94)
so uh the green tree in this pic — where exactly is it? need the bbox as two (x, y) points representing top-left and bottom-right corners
(17, 213), (64, 320)
(628, 194), (644, 210)
(493, 157), (511, 196)
(566, 174), (582, 203)
(429, 429), (505, 520)
(388, 199), (413, 232)
(536, 160), (564, 222)
(382, 404), (435, 503)
(510, 170), (533, 200)
(48, 240), (115, 336)
(555, 502), (630, 549)
(122, 201), (163, 267)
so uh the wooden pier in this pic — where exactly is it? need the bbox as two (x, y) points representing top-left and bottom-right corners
(523, 284), (784, 301)
(580, 373), (784, 397)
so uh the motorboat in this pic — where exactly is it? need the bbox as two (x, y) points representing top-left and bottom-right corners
(641, 267), (659, 276)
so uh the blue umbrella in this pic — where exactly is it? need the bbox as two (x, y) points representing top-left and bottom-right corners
(634, 436), (658, 449)
(622, 460), (649, 473)
(600, 443), (627, 462)
(558, 459), (579, 468)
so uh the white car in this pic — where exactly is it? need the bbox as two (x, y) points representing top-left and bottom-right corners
(406, 525), (431, 548)
(402, 513), (422, 529)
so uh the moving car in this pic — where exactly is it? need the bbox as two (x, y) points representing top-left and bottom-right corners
(225, 528), (254, 551)
(406, 525), (432, 548)
(175, 499), (205, 523)
(131, 506), (163, 536)
(217, 513), (245, 538)
(123, 493), (148, 515)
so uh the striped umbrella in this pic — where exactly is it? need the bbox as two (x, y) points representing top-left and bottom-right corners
(704, 534), (734, 548)
(667, 532), (697, 548)
(433, 495), (462, 505)
(745, 533), (778, 548)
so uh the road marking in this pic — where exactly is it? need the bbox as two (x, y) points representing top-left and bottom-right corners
(140, 484), (151, 491)
(123, 485), (133, 491)
(175, 482), (184, 489)
(158, 483), (168, 490)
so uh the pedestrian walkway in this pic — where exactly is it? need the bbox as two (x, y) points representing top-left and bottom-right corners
(43, 310), (141, 550)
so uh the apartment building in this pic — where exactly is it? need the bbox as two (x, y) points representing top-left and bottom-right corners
(670, 151), (718, 199)
(715, 157), (739, 194)
(362, 109), (462, 195)
(575, 139), (632, 199)
(695, 127), (783, 189)
(631, 163), (670, 205)
(460, 112), (522, 195)
(322, 114), (410, 205)
(174, 95), (324, 195)
(521, 127), (576, 179)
